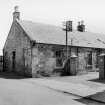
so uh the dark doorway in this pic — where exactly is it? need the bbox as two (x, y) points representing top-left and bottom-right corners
(12, 51), (16, 71)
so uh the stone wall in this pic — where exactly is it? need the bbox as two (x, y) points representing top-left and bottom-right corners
(31, 43), (101, 76)
(3, 21), (31, 76)
(32, 43), (56, 77)
(77, 48), (100, 74)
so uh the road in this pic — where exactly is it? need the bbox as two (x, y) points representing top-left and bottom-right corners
(0, 77), (83, 105)
(0, 72), (104, 105)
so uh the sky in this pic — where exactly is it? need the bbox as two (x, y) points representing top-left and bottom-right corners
(0, 0), (105, 55)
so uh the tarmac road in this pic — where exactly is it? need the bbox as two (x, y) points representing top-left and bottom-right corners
(0, 72), (104, 105)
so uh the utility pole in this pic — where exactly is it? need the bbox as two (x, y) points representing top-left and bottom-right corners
(63, 21), (72, 60)
(66, 22), (68, 59)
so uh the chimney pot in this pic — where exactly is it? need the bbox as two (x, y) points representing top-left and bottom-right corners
(77, 20), (85, 32)
(13, 6), (20, 21)
(14, 6), (19, 12)
(81, 20), (84, 25)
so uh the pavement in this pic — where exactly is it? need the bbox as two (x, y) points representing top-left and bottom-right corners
(26, 72), (105, 103)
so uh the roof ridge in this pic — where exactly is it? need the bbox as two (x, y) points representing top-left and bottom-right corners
(17, 19), (105, 35)
(16, 19), (105, 48)
(17, 19), (61, 28)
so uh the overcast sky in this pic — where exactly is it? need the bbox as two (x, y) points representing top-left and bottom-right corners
(0, 0), (105, 55)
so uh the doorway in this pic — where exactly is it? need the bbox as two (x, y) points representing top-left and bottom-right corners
(12, 51), (16, 71)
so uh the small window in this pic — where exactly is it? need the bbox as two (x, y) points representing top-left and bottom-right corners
(56, 50), (61, 58)
(32, 42), (36, 46)
(96, 49), (101, 68)
(87, 51), (92, 65)
(0, 56), (3, 63)
(55, 50), (63, 67)
(12, 51), (16, 57)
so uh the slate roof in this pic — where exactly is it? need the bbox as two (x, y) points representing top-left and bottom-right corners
(17, 20), (105, 49)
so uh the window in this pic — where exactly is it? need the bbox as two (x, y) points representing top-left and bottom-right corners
(56, 50), (61, 58)
(12, 51), (16, 57)
(12, 51), (16, 70)
(96, 49), (101, 68)
(0, 56), (3, 64)
(31, 42), (36, 46)
(87, 51), (92, 65)
(55, 50), (63, 67)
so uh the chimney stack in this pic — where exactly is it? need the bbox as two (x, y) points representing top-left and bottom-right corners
(77, 20), (85, 32)
(13, 6), (20, 21)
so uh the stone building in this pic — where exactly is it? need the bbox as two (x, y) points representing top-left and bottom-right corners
(0, 56), (3, 71)
(3, 6), (105, 77)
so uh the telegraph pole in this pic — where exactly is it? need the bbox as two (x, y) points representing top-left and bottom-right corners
(66, 22), (68, 59)
(63, 21), (72, 60)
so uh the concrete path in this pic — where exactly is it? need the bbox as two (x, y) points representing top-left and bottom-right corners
(29, 78), (105, 97)
(26, 72), (105, 103)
